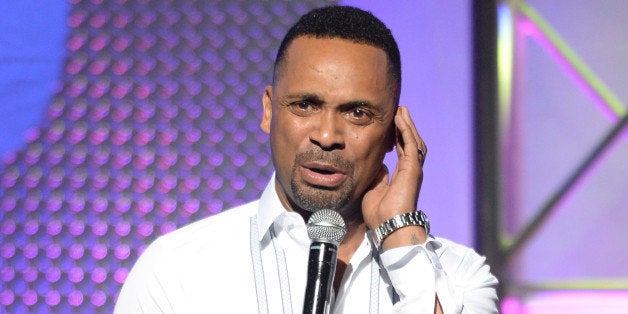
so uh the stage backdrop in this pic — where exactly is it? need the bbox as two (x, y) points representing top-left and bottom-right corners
(8, 1), (626, 313)
(0, 0), (472, 312)
(1, 1), (476, 312)
(0, 1), (338, 311)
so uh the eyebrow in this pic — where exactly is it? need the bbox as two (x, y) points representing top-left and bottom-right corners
(284, 92), (323, 102)
(285, 92), (378, 110)
(337, 100), (377, 112)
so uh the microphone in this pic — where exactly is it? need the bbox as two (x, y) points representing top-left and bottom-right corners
(303, 209), (347, 314)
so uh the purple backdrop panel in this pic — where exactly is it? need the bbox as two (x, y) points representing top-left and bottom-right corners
(0, 1), (334, 312)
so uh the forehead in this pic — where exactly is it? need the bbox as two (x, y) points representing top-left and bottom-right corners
(275, 36), (394, 105)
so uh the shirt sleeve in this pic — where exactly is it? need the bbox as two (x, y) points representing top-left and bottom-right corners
(379, 239), (499, 314)
(114, 238), (178, 314)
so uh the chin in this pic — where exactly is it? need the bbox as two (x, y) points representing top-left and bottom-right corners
(292, 186), (351, 213)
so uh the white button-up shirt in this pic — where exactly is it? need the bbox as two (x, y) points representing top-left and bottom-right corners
(115, 176), (498, 313)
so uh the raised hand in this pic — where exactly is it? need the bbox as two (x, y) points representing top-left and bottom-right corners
(361, 106), (428, 250)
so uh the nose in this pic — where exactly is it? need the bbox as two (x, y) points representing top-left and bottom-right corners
(309, 112), (345, 151)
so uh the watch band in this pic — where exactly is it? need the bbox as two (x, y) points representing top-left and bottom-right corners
(373, 210), (430, 248)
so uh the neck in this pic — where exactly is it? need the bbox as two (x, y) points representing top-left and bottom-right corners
(337, 213), (367, 263)
(333, 213), (367, 294)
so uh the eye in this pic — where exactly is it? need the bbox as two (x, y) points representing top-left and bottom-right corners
(295, 101), (311, 110)
(352, 108), (367, 118)
(287, 100), (319, 116)
(345, 107), (374, 125)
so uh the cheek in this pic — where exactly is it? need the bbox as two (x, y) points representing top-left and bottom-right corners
(272, 111), (318, 148)
(351, 129), (389, 156)
(349, 136), (387, 193)
(273, 119), (305, 147)
(348, 134), (388, 178)
(270, 115), (307, 164)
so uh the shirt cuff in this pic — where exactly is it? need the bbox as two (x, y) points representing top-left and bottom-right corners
(380, 243), (437, 312)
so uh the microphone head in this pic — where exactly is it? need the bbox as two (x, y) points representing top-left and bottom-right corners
(306, 209), (346, 246)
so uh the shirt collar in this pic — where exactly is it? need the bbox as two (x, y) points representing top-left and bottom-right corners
(257, 173), (292, 240)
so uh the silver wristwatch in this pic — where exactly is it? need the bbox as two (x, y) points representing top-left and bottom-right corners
(373, 210), (430, 248)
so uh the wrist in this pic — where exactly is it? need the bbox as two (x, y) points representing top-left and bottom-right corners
(381, 226), (427, 250)
(372, 210), (430, 250)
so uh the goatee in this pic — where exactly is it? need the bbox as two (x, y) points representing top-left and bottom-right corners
(290, 149), (355, 213)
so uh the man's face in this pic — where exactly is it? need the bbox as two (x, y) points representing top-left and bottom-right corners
(261, 36), (396, 218)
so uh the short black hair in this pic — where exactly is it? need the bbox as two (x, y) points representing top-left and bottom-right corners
(273, 5), (401, 104)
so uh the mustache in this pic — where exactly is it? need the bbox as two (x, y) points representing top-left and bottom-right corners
(294, 149), (354, 172)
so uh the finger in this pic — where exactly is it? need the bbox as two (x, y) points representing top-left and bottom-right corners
(391, 107), (424, 187)
(400, 106), (427, 165)
(401, 106), (426, 154)
(394, 107), (421, 160)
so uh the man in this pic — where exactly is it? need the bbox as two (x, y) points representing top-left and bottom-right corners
(116, 6), (498, 313)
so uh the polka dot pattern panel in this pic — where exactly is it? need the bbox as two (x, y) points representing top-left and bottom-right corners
(0, 0), (335, 312)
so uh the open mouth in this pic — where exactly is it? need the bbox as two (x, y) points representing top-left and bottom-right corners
(300, 163), (346, 187)
(309, 167), (336, 175)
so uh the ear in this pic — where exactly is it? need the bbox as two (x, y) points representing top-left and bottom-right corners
(385, 124), (396, 152)
(384, 107), (399, 152)
(260, 85), (273, 134)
